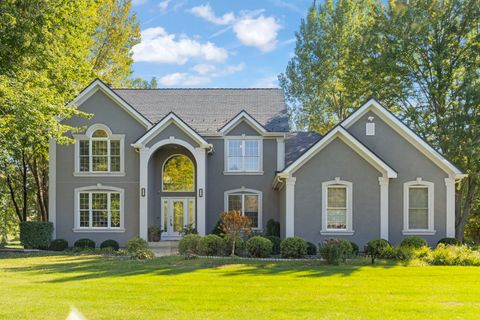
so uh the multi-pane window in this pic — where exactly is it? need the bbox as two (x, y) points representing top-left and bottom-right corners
(78, 191), (121, 229)
(78, 128), (122, 173)
(326, 186), (348, 230)
(227, 192), (261, 228)
(408, 186), (429, 230)
(227, 139), (261, 172)
(162, 155), (195, 191)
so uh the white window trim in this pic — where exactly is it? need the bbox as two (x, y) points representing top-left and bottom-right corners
(403, 178), (435, 235)
(224, 188), (263, 230)
(224, 136), (263, 174)
(73, 124), (125, 176)
(161, 154), (195, 192)
(321, 178), (354, 235)
(73, 185), (125, 232)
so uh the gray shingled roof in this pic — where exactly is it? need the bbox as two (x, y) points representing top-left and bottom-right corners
(113, 88), (289, 134)
(285, 132), (322, 166)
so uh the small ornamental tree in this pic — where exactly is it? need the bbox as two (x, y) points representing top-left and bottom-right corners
(220, 211), (252, 256)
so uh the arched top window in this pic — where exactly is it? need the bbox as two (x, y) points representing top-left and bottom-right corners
(74, 124), (125, 175)
(162, 154), (195, 192)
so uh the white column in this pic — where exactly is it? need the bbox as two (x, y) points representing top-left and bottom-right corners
(285, 176), (296, 237)
(139, 148), (149, 240)
(48, 139), (56, 239)
(379, 176), (389, 240)
(445, 177), (456, 238)
(276, 138), (285, 171)
(195, 147), (207, 235)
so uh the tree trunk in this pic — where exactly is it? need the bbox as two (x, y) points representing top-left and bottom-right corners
(29, 157), (48, 221)
(455, 176), (477, 241)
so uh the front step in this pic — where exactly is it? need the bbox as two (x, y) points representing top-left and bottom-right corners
(148, 241), (179, 257)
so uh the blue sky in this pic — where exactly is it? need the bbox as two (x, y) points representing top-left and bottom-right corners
(131, 0), (313, 88)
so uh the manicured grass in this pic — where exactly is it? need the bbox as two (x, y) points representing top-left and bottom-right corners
(0, 253), (479, 319)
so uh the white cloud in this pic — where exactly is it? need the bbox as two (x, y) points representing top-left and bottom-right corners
(254, 76), (279, 88)
(189, 3), (235, 25)
(159, 73), (211, 86)
(132, 27), (228, 65)
(158, 0), (170, 12)
(189, 4), (282, 52)
(233, 15), (281, 52)
(132, 0), (147, 5)
(191, 63), (245, 76)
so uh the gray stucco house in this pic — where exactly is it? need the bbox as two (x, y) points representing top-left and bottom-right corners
(49, 79), (466, 247)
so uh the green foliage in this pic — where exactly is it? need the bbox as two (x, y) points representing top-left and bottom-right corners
(126, 237), (147, 253)
(197, 235), (226, 256)
(211, 220), (223, 236)
(181, 223), (198, 236)
(100, 240), (120, 251)
(419, 244), (480, 266)
(178, 234), (202, 256)
(19, 221), (52, 249)
(319, 239), (353, 264)
(48, 239), (68, 251)
(225, 237), (246, 256)
(246, 236), (273, 258)
(437, 238), (461, 247)
(280, 237), (308, 259)
(349, 241), (359, 256)
(306, 242), (317, 256)
(365, 239), (392, 264)
(74, 238), (96, 250)
(265, 219), (280, 237)
(148, 226), (162, 242)
(400, 237), (427, 249)
(263, 236), (281, 255)
(131, 248), (155, 260)
(162, 155), (194, 191)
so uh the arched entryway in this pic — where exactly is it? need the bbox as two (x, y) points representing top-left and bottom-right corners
(149, 146), (196, 240)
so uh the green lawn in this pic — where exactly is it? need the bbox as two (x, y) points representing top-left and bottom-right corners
(1, 253), (479, 319)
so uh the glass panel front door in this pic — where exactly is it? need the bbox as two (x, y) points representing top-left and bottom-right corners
(161, 197), (195, 239)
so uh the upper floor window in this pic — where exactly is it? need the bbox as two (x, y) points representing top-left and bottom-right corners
(74, 185), (124, 231)
(321, 178), (353, 234)
(74, 124), (125, 175)
(225, 188), (262, 229)
(403, 178), (435, 234)
(162, 154), (195, 192)
(225, 138), (262, 173)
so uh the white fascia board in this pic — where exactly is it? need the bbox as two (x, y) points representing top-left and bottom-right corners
(68, 79), (152, 129)
(219, 111), (267, 135)
(341, 98), (465, 179)
(133, 112), (210, 148)
(281, 126), (397, 178)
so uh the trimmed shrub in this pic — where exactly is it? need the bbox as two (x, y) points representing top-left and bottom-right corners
(198, 234), (225, 256)
(100, 239), (120, 251)
(424, 244), (480, 266)
(246, 236), (273, 258)
(437, 237), (461, 247)
(395, 246), (416, 261)
(125, 237), (154, 260)
(49, 239), (68, 251)
(19, 221), (53, 249)
(265, 219), (280, 237)
(280, 237), (308, 259)
(225, 237), (246, 256)
(319, 239), (353, 264)
(365, 239), (392, 263)
(179, 234), (202, 256)
(74, 238), (95, 250)
(400, 236), (427, 249)
(306, 242), (317, 255)
(211, 220), (224, 237)
(349, 241), (359, 256)
(263, 236), (281, 255)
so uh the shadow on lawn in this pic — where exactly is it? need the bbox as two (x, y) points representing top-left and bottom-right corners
(2, 253), (398, 283)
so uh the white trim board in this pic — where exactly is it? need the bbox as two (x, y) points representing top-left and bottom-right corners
(341, 98), (465, 179)
(133, 112), (210, 149)
(279, 126), (397, 178)
(68, 79), (151, 129)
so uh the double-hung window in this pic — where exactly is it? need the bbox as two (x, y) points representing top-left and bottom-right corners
(226, 138), (262, 172)
(321, 179), (353, 234)
(225, 189), (262, 229)
(75, 186), (124, 231)
(75, 124), (124, 175)
(403, 179), (434, 234)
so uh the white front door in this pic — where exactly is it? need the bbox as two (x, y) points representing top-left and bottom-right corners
(161, 197), (195, 239)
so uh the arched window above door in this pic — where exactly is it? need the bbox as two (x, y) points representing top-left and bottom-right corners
(162, 154), (195, 192)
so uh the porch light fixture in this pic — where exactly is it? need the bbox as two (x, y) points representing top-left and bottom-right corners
(141, 187), (146, 197)
(199, 188), (203, 197)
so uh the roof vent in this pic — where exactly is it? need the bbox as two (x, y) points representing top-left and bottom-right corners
(366, 116), (375, 136)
